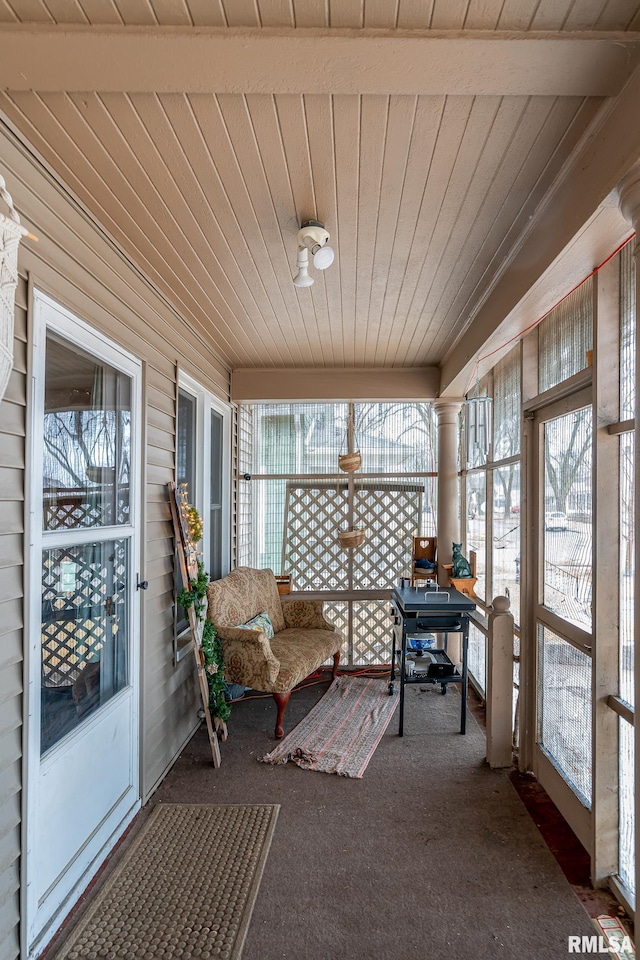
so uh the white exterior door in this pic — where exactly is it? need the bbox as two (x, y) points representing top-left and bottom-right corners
(26, 292), (142, 956)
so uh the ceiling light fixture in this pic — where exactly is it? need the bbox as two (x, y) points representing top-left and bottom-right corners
(292, 246), (314, 287)
(292, 219), (335, 287)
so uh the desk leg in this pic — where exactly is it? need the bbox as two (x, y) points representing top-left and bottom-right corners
(399, 620), (407, 737)
(389, 621), (397, 694)
(460, 617), (469, 735)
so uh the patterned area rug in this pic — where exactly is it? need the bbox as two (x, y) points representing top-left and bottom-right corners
(260, 675), (398, 778)
(51, 803), (279, 960)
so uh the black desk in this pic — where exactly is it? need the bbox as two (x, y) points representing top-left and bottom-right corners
(390, 584), (476, 735)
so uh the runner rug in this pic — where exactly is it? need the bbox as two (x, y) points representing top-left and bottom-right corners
(259, 675), (398, 778)
(51, 803), (279, 960)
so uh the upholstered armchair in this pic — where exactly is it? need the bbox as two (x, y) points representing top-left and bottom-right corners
(206, 567), (342, 737)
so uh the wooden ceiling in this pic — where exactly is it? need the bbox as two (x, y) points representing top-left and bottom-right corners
(0, 1), (639, 381)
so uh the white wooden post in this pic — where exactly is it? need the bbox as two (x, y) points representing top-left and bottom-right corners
(486, 595), (514, 768)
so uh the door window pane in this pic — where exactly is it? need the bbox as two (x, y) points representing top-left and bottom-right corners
(43, 334), (131, 530)
(537, 625), (592, 807)
(542, 408), (592, 631)
(41, 539), (129, 752)
(177, 388), (196, 492)
(210, 409), (223, 582)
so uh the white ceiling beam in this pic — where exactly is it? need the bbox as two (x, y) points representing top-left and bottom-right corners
(439, 62), (640, 396)
(0, 26), (638, 96)
(231, 367), (440, 402)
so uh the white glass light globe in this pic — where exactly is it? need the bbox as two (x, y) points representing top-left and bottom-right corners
(313, 244), (335, 270)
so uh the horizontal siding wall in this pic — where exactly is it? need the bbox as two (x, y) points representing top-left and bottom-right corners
(0, 275), (26, 960)
(0, 120), (231, 959)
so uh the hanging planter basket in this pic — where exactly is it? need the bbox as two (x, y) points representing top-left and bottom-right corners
(338, 450), (362, 473)
(0, 175), (28, 404)
(338, 526), (368, 550)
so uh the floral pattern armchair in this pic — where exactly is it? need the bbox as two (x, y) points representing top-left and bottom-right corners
(206, 567), (342, 737)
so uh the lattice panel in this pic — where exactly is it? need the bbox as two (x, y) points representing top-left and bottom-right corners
(352, 481), (423, 589)
(323, 601), (349, 663)
(42, 541), (127, 686)
(352, 600), (393, 666)
(282, 482), (349, 589)
(44, 491), (129, 530)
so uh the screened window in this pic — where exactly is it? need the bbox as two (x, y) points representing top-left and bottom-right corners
(237, 402), (437, 665)
(538, 283), (593, 393)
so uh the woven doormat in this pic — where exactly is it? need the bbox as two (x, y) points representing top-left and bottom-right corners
(52, 803), (279, 960)
(260, 675), (398, 778)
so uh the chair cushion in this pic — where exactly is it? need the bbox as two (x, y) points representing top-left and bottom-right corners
(237, 610), (275, 639)
(269, 628), (342, 693)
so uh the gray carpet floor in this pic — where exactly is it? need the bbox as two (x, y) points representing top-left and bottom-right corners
(155, 679), (598, 960)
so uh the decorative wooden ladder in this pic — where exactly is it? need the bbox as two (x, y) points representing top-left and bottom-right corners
(168, 481), (227, 767)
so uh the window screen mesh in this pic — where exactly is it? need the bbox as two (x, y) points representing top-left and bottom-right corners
(537, 625), (592, 807)
(493, 346), (521, 459)
(465, 374), (492, 468)
(468, 621), (486, 694)
(237, 402), (437, 663)
(620, 241), (635, 420)
(538, 281), (593, 393)
(619, 717), (635, 896)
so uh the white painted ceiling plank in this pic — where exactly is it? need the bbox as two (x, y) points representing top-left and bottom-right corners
(112, 0), (157, 24)
(77, 0), (123, 22)
(304, 93), (342, 365)
(246, 92), (324, 363)
(463, 0), (506, 29)
(355, 95), (388, 365)
(292, 0), (327, 27)
(257, 0), (294, 27)
(599, 0), (640, 28)
(396, 0), (434, 28)
(431, 0), (469, 28)
(44, 0), (89, 22)
(386, 96), (474, 363)
(151, 0), (193, 25)
(329, 0), (363, 27)
(121, 92), (285, 362)
(6, 0), (53, 20)
(184, 0), (227, 25)
(425, 96), (558, 355)
(159, 92), (299, 366)
(498, 0), (539, 29)
(187, 93), (308, 365)
(397, 96), (505, 363)
(362, 95), (416, 364)
(333, 95), (361, 366)
(273, 93), (335, 364)
(375, 95), (445, 364)
(217, 92), (315, 362)
(363, 0), (399, 28)
(222, 0), (261, 26)
(0, 0), (18, 20)
(530, 0), (575, 29)
(437, 96), (603, 361)
(562, 0), (609, 30)
(59, 90), (254, 361)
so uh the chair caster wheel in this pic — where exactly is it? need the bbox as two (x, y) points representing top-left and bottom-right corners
(440, 684), (447, 695)
(388, 683), (394, 696)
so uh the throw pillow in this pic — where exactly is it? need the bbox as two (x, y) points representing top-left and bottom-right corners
(237, 610), (275, 639)
(415, 557), (435, 570)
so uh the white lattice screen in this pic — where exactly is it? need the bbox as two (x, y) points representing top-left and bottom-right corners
(238, 402), (436, 665)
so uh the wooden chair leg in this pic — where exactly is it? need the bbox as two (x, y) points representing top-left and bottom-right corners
(272, 691), (291, 739)
(332, 651), (340, 679)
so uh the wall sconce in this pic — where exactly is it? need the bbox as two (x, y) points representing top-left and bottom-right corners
(292, 220), (335, 288)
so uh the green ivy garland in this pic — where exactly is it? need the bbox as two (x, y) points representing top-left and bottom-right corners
(177, 544), (231, 724)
